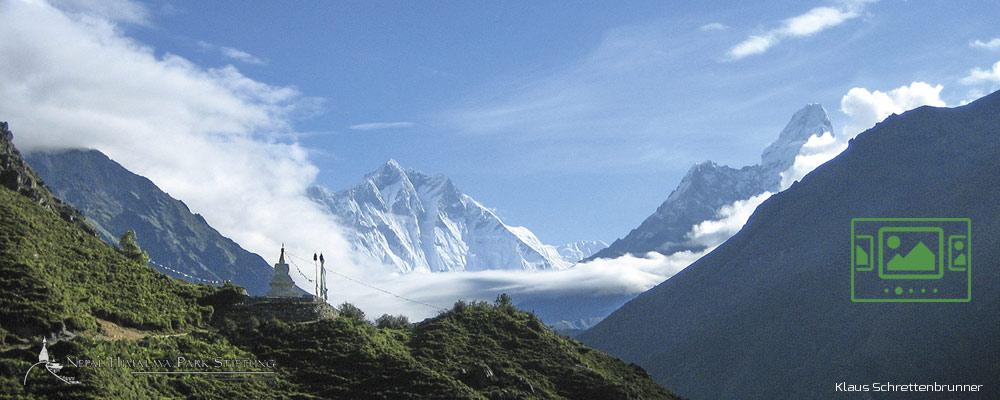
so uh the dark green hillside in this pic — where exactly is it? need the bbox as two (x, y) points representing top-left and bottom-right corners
(0, 122), (676, 399)
(0, 149), (215, 341)
(226, 300), (679, 400)
(407, 301), (678, 400)
(227, 317), (478, 399)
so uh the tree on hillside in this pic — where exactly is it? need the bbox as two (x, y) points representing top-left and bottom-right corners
(375, 314), (410, 329)
(495, 293), (513, 307)
(338, 302), (366, 323)
(118, 230), (150, 264)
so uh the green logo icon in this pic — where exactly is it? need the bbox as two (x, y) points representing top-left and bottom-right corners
(851, 218), (971, 302)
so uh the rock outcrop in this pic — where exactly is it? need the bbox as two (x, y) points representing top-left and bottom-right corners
(0, 121), (95, 235)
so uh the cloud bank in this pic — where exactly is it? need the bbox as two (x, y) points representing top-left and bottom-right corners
(351, 249), (707, 320)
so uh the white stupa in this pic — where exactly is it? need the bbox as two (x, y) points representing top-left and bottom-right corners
(267, 246), (300, 297)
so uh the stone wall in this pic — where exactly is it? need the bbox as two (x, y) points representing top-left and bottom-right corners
(227, 296), (338, 324)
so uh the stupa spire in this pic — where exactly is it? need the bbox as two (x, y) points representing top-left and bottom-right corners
(267, 244), (298, 297)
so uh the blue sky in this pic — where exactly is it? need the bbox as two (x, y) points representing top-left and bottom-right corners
(7, 0), (1000, 247)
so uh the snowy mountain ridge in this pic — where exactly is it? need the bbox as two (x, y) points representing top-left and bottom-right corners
(309, 160), (579, 273)
(556, 240), (609, 263)
(589, 104), (833, 260)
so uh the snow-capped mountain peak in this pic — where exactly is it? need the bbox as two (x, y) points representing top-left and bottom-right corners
(557, 240), (609, 263)
(760, 103), (833, 172)
(309, 161), (574, 273)
(589, 104), (833, 260)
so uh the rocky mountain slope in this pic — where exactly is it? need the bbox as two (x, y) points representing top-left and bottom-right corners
(579, 92), (1000, 398)
(26, 149), (274, 295)
(309, 160), (574, 272)
(590, 104), (832, 260)
(0, 122), (94, 236)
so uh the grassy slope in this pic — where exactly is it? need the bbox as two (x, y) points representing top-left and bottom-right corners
(0, 185), (275, 399)
(0, 178), (677, 399)
(408, 302), (677, 400)
(0, 186), (215, 340)
(228, 302), (679, 400)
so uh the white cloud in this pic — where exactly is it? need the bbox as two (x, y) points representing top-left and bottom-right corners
(686, 191), (773, 247)
(960, 60), (1000, 85)
(727, 3), (868, 60)
(349, 122), (416, 131)
(196, 40), (267, 65)
(728, 34), (777, 59)
(781, 6), (856, 36)
(0, 0), (368, 287)
(779, 131), (842, 189)
(970, 38), (1000, 50)
(840, 81), (945, 137)
(220, 46), (266, 65)
(699, 22), (728, 31)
